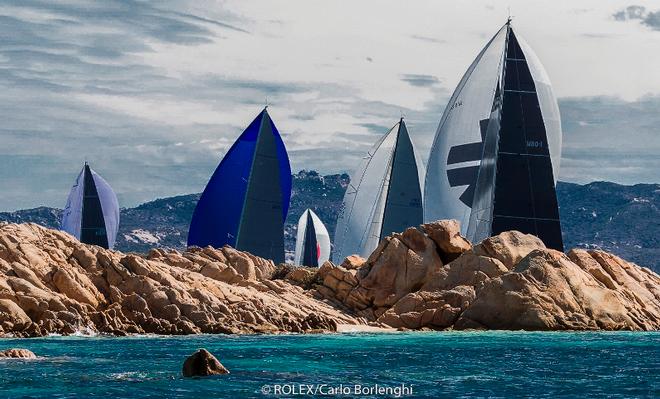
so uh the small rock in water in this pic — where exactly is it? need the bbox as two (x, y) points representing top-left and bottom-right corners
(0, 348), (36, 359)
(182, 348), (229, 377)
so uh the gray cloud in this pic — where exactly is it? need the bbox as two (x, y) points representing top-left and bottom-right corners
(0, 0), (450, 210)
(400, 74), (441, 87)
(410, 35), (446, 44)
(356, 122), (393, 135)
(557, 96), (660, 184)
(613, 5), (660, 30)
(1, 1), (658, 212)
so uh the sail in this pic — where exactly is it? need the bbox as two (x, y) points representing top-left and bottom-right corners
(334, 119), (424, 262)
(61, 163), (120, 249)
(294, 209), (331, 267)
(468, 27), (563, 250)
(380, 120), (424, 239)
(187, 108), (291, 263)
(424, 25), (507, 234)
(425, 22), (563, 250)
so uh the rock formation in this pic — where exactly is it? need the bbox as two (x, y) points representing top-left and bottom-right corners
(0, 348), (36, 358)
(182, 348), (229, 377)
(312, 222), (660, 331)
(0, 223), (364, 337)
(0, 221), (658, 335)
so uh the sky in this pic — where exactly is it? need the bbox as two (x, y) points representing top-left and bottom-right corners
(1, 0), (659, 211)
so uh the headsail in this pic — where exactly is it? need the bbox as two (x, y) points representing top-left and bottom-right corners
(187, 108), (292, 263)
(334, 119), (424, 262)
(294, 209), (331, 267)
(424, 22), (563, 250)
(61, 163), (120, 249)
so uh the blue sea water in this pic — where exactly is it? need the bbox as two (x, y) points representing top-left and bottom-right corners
(0, 331), (658, 398)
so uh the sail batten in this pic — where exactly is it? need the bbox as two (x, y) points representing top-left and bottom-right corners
(334, 120), (424, 262)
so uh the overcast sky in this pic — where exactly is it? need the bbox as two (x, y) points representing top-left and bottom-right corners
(1, 0), (659, 210)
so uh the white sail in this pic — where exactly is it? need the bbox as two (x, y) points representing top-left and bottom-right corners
(424, 25), (507, 234)
(294, 209), (331, 267)
(334, 120), (424, 263)
(61, 163), (120, 249)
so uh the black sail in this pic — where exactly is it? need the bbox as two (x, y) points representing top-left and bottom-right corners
(379, 120), (424, 240)
(80, 164), (109, 248)
(301, 211), (319, 267)
(469, 26), (564, 251)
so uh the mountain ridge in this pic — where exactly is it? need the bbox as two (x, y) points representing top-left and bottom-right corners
(1, 171), (657, 271)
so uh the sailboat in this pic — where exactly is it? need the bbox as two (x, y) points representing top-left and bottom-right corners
(424, 20), (564, 251)
(334, 118), (424, 262)
(187, 108), (292, 263)
(61, 162), (120, 249)
(294, 209), (331, 267)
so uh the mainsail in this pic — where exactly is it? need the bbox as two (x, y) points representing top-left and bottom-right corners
(294, 209), (331, 267)
(61, 163), (120, 249)
(424, 21), (563, 250)
(334, 119), (424, 262)
(187, 108), (292, 263)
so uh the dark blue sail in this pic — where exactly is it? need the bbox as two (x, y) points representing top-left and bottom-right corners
(187, 108), (291, 263)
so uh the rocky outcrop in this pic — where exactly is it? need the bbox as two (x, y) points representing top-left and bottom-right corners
(0, 348), (36, 358)
(1, 221), (659, 335)
(0, 223), (365, 337)
(182, 348), (229, 377)
(313, 222), (660, 331)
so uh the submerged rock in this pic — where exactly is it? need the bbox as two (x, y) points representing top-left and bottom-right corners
(182, 348), (229, 377)
(0, 348), (36, 359)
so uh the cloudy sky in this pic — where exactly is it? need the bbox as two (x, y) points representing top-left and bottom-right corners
(1, 0), (659, 210)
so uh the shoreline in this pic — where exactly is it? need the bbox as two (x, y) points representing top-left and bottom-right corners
(2, 327), (658, 341)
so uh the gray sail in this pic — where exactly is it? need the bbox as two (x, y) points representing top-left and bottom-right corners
(334, 119), (424, 262)
(380, 120), (424, 239)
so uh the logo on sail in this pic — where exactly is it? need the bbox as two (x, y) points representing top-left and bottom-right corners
(445, 119), (488, 207)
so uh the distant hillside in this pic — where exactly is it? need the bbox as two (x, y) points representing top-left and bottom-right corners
(1, 171), (657, 271)
(556, 181), (659, 271)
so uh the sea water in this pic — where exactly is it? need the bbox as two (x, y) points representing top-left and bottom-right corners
(0, 331), (658, 398)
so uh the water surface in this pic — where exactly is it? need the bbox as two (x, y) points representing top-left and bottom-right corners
(0, 331), (658, 398)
